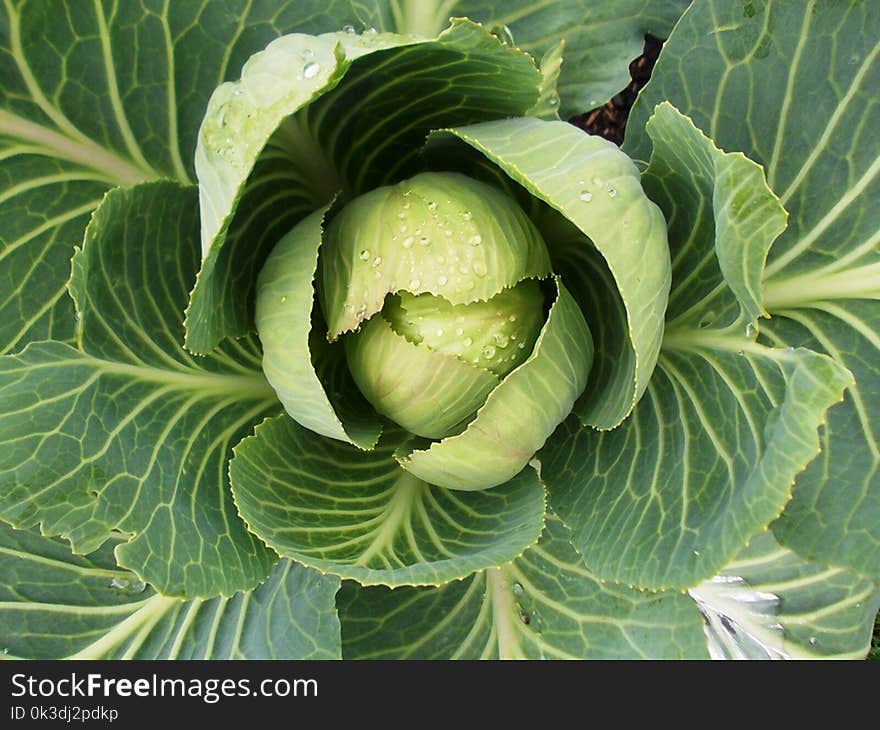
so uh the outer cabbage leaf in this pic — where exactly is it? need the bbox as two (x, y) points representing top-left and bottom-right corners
(0, 523), (340, 659)
(338, 514), (708, 659)
(626, 0), (880, 582)
(691, 530), (880, 660)
(230, 416), (545, 586)
(540, 103), (851, 591)
(0, 0), (359, 354)
(0, 182), (278, 598)
(377, 0), (690, 117)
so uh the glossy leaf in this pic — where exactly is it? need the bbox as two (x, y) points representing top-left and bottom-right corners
(541, 103), (851, 591)
(230, 415), (546, 586)
(690, 531), (880, 660)
(0, 183), (277, 598)
(338, 515), (708, 659)
(0, 523), (341, 659)
(626, 0), (880, 581)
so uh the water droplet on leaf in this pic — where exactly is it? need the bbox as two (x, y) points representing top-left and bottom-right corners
(303, 62), (320, 79)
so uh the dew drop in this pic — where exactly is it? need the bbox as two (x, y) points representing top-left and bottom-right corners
(607, 186), (617, 198)
(409, 279), (421, 289)
(402, 235), (414, 249)
(427, 201), (437, 211)
(463, 337), (473, 347)
(455, 327), (464, 336)
(303, 62), (321, 79)
(809, 636), (817, 646)
(512, 582), (524, 596)
(342, 23), (357, 33)
(508, 314), (517, 322)
(372, 256), (382, 267)
(469, 234), (482, 246)
(356, 304), (367, 318)
(494, 333), (509, 348)
(579, 190), (593, 202)
(482, 345), (497, 359)
(374, 270), (382, 279)
(462, 211), (473, 221)
(419, 235), (431, 246)
(443, 229), (453, 237)
(517, 342), (526, 349)
(280, 295), (287, 303)
(110, 577), (147, 594)
(364, 26), (377, 35)
(397, 211), (406, 220)
(438, 275), (448, 286)
(745, 322), (757, 338)
(359, 249), (370, 261)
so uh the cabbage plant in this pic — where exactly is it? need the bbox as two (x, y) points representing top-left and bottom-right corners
(0, 0), (877, 660)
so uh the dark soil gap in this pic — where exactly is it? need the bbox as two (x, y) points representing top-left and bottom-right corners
(569, 35), (662, 146)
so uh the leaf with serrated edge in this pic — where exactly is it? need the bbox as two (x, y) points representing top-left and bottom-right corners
(385, 0), (689, 117)
(540, 103), (851, 591)
(230, 415), (545, 587)
(255, 203), (381, 449)
(398, 277), (592, 490)
(690, 531), (880, 659)
(625, 0), (880, 582)
(0, 182), (278, 598)
(429, 117), (670, 430)
(338, 514), (708, 659)
(0, 523), (340, 659)
(187, 19), (542, 354)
